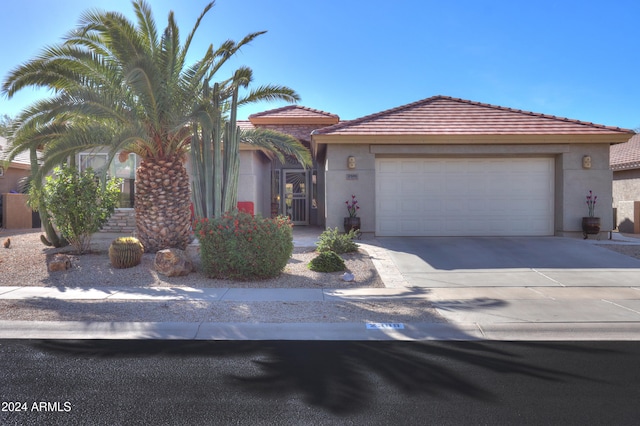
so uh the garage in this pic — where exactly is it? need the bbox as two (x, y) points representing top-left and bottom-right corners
(375, 157), (555, 236)
(312, 96), (633, 238)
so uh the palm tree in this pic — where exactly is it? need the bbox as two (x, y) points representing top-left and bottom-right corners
(2, 0), (305, 252)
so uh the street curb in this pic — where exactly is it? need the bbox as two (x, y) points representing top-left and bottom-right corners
(2, 321), (640, 341)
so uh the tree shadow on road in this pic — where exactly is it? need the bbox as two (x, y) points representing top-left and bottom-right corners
(33, 339), (599, 415)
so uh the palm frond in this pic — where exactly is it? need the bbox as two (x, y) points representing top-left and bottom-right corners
(240, 128), (311, 168)
(238, 84), (300, 107)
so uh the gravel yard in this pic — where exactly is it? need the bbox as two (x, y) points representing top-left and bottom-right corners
(0, 230), (447, 324)
(0, 230), (384, 289)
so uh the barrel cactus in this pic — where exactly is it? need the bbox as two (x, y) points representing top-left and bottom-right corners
(109, 237), (144, 269)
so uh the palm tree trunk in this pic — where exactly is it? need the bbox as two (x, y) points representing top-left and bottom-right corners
(135, 155), (192, 252)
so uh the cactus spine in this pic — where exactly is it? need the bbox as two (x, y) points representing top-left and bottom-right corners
(109, 237), (144, 269)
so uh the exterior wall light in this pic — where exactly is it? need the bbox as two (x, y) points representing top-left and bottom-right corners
(347, 156), (356, 169)
(582, 155), (592, 169)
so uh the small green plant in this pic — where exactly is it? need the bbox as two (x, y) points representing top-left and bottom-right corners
(195, 211), (293, 280)
(316, 227), (359, 254)
(308, 250), (346, 272)
(109, 237), (144, 269)
(42, 165), (121, 254)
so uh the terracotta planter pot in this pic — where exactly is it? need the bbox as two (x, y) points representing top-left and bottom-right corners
(344, 217), (361, 234)
(582, 217), (601, 239)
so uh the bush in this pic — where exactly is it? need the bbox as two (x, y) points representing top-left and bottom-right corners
(315, 227), (359, 254)
(308, 251), (345, 272)
(42, 166), (121, 254)
(195, 211), (293, 280)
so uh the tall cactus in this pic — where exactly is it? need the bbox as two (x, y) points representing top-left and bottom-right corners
(190, 81), (240, 219)
(190, 70), (309, 221)
(222, 86), (240, 214)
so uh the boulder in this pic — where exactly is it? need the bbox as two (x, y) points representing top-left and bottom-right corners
(154, 248), (193, 277)
(48, 254), (72, 272)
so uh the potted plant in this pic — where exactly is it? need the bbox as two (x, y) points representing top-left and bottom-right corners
(582, 190), (601, 239)
(344, 195), (361, 233)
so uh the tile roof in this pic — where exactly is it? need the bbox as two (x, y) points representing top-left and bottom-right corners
(611, 133), (640, 171)
(312, 95), (634, 136)
(249, 105), (339, 125)
(0, 136), (32, 168)
(237, 120), (255, 131)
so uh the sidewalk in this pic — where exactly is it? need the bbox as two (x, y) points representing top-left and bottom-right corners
(1, 229), (640, 341)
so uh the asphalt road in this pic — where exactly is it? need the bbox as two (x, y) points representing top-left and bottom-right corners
(1, 340), (639, 425)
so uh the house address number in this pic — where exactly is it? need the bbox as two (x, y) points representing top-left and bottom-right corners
(346, 173), (358, 181)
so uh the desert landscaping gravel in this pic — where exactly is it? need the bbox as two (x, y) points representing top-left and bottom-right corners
(0, 230), (449, 323)
(0, 230), (383, 289)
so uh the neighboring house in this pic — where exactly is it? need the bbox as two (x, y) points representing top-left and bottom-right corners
(311, 96), (633, 238)
(611, 133), (640, 233)
(0, 135), (31, 193)
(0, 135), (35, 228)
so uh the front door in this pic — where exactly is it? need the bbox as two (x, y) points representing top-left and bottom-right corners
(283, 170), (308, 225)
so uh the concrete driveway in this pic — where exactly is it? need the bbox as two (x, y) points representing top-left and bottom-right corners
(371, 236), (640, 331)
(376, 236), (640, 288)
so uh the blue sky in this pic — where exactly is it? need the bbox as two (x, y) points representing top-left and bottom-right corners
(1, 0), (639, 130)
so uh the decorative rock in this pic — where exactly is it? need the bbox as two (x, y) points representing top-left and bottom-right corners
(342, 272), (355, 282)
(154, 248), (193, 277)
(48, 254), (72, 272)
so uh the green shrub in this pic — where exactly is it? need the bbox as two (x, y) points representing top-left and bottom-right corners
(42, 165), (121, 254)
(308, 250), (346, 272)
(195, 211), (293, 280)
(316, 227), (359, 254)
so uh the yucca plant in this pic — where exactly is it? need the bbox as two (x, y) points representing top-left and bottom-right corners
(109, 237), (144, 269)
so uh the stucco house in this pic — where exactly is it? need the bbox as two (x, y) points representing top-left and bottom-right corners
(611, 133), (640, 233)
(0, 135), (37, 228)
(0, 136), (31, 193)
(95, 95), (633, 239)
(311, 96), (633, 238)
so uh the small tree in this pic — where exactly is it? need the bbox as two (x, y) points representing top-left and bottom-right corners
(42, 166), (121, 254)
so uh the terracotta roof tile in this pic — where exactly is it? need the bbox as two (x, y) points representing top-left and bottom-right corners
(312, 95), (634, 136)
(249, 105), (339, 126)
(237, 120), (255, 131)
(611, 133), (640, 170)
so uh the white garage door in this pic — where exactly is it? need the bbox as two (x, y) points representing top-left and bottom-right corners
(376, 157), (554, 236)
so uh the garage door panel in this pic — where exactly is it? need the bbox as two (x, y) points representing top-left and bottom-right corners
(376, 158), (554, 236)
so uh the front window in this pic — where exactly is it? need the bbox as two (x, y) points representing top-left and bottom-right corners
(79, 153), (108, 174)
(78, 151), (138, 208)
